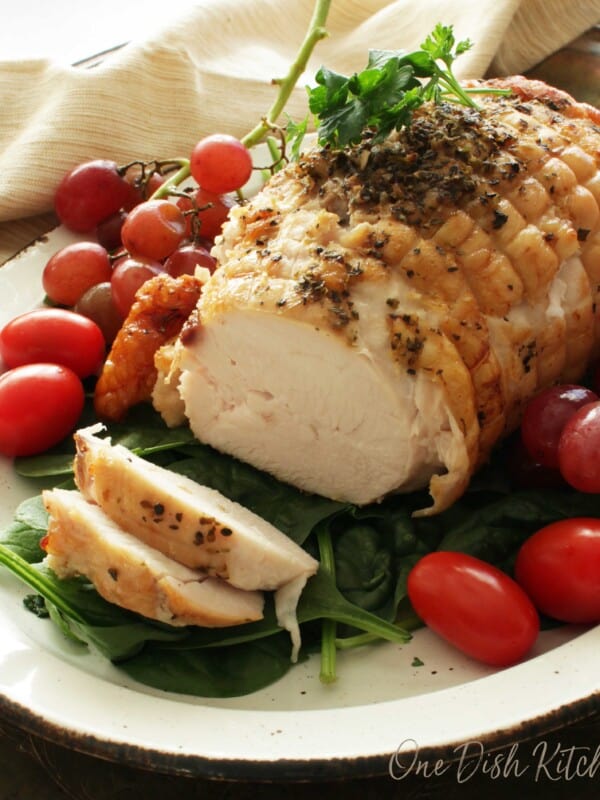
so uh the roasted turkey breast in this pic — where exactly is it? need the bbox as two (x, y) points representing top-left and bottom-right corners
(158, 78), (600, 515)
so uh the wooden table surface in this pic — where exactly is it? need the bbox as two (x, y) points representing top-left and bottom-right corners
(1, 25), (599, 800)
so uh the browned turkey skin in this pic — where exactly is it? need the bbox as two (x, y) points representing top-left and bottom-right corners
(153, 79), (600, 513)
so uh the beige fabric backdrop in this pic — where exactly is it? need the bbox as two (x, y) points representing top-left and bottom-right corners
(1, 0), (599, 263)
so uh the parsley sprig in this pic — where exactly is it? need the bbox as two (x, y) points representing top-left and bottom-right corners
(304, 23), (508, 149)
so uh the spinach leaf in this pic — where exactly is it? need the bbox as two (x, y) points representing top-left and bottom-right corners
(51, 604), (189, 661)
(0, 496), (48, 562)
(15, 453), (77, 478)
(436, 488), (600, 570)
(119, 633), (299, 698)
(14, 494), (49, 532)
(329, 503), (439, 622)
(14, 404), (196, 479)
(333, 524), (394, 611)
(296, 569), (411, 644)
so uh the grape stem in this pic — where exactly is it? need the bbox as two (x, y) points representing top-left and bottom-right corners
(149, 0), (331, 200)
(151, 159), (191, 200)
(241, 0), (332, 149)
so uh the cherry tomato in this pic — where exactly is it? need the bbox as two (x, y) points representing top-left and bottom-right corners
(520, 384), (598, 469)
(407, 551), (539, 666)
(0, 308), (106, 378)
(558, 401), (600, 492)
(0, 364), (84, 457)
(515, 518), (600, 623)
(190, 134), (252, 194)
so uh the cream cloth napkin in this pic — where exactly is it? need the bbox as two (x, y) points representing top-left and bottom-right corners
(1, 0), (598, 264)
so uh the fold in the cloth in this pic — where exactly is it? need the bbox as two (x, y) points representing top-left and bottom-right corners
(1, 0), (598, 263)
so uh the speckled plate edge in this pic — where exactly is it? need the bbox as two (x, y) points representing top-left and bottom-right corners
(0, 625), (597, 781)
(0, 227), (598, 783)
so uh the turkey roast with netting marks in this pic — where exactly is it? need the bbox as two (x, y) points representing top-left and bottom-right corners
(155, 78), (600, 515)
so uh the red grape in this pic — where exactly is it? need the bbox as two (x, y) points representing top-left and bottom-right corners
(558, 401), (600, 492)
(42, 242), (112, 306)
(165, 244), (217, 277)
(74, 282), (124, 344)
(592, 362), (600, 396)
(54, 159), (132, 232)
(190, 134), (252, 194)
(144, 172), (166, 198)
(110, 256), (166, 318)
(96, 210), (127, 252)
(121, 199), (186, 260)
(124, 167), (166, 208)
(504, 435), (567, 490)
(520, 384), (599, 468)
(177, 188), (235, 241)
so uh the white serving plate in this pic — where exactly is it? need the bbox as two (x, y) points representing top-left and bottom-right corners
(0, 227), (597, 781)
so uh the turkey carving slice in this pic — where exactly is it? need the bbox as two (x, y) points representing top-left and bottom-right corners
(169, 78), (600, 515)
(73, 425), (318, 654)
(43, 488), (264, 627)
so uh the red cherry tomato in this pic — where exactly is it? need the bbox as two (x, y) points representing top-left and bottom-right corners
(0, 364), (85, 457)
(407, 551), (540, 666)
(558, 401), (600, 492)
(515, 518), (600, 624)
(0, 308), (106, 378)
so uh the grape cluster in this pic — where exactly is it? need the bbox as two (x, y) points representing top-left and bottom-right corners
(47, 134), (253, 342)
(515, 381), (600, 493)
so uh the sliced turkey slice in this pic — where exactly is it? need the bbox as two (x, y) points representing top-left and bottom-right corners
(43, 488), (264, 628)
(73, 424), (318, 656)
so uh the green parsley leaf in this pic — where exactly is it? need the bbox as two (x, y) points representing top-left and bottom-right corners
(285, 114), (309, 161)
(308, 22), (504, 149)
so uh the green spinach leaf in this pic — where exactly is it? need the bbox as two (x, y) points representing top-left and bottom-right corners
(119, 633), (299, 698)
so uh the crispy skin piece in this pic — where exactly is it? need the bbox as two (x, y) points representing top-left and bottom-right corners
(94, 272), (203, 421)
